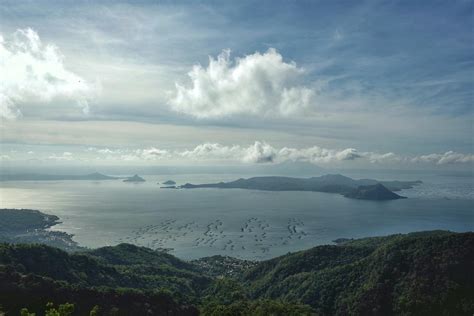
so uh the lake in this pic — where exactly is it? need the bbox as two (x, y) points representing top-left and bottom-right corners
(0, 172), (472, 260)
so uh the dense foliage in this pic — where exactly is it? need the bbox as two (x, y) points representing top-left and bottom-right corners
(0, 243), (211, 300)
(0, 230), (472, 315)
(191, 255), (257, 278)
(242, 231), (474, 315)
(0, 209), (59, 234)
(0, 265), (198, 315)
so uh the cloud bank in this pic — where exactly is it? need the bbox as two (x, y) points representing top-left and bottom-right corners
(47, 152), (73, 161)
(169, 49), (314, 118)
(279, 146), (361, 164)
(78, 143), (474, 167)
(87, 141), (361, 164)
(175, 142), (362, 164)
(0, 28), (96, 119)
(411, 151), (474, 165)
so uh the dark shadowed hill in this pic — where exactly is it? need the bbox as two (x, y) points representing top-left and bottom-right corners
(162, 180), (176, 185)
(241, 231), (474, 315)
(180, 174), (421, 198)
(344, 183), (407, 200)
(123, 174), (146, 182)
(0, 243), (206, 315)
(86, 243), (194, 270)
(0, 231), (472, 315)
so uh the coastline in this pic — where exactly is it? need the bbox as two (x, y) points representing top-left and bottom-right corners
(0, 208), (82, 251)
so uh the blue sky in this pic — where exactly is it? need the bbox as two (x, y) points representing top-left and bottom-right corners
(0, 0), (473, 168)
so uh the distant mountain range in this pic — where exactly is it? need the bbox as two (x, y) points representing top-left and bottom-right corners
(0, 172), (119, 181)
(0, 172), (151, 183)
(180, 174), (421, 200)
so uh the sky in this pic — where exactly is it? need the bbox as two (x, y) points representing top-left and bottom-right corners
(0, 0), (473, 170)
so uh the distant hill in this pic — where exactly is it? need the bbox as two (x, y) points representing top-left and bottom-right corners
(123, 174), (146, 182)
(0, 172), (118, 181)
(163, 180), (176, 185)
(344, 183), (407, 200)
(0, 231), (472, 315)
(180, 174), (421, 199)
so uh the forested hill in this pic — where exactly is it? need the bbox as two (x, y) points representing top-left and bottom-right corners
(1, 231), (473, 315)
(180, 174), (422, 200)
(241, 231), (474, 315)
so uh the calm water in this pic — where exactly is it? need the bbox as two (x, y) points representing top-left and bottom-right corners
(0, 172), (473, 260)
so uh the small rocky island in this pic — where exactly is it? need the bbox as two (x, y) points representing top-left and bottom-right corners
(344, 183), (407, 200)
(123, 174), (146, 182)
(162, 180), (176, 185)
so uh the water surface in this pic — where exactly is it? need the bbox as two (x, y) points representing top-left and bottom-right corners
(1, 173), (472, 260)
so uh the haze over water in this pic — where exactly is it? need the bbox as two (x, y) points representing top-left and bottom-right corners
(1, 171), (472, 260)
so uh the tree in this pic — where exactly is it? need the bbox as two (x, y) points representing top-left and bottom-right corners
(20, 309), (35, 316)
(89, 305), (100, 316)
(45, 302), (74, 316)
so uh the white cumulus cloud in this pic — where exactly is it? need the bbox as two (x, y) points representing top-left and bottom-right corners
(48, 152), (73, 161)
(412, 151), (474, 165)
(0, 28), (97, 119)
(169, 48), (314, 118)
(97, 148), (118, 154)
(362, 152), (399, 163)
(180, 143), (241, 160)
(140, 147), (171, 160)
(178, 142), (360, 164)
(279, 146), (360, 164)
(91, 147), (171, 161)
(242, 141), (278, 163)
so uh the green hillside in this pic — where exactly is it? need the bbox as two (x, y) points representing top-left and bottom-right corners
(0, 230), (473, 315)
(242, 231), (474, 315)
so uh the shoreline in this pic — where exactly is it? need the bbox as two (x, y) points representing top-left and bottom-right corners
(0, 208), (82, 251)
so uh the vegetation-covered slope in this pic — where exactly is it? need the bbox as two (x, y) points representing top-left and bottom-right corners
(0, 243), (210, 298)
(180, 174), (422, 199)
(344, 183), (406, 200)
(242, 231), (474, 315)
(0, 231), (473, 315)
